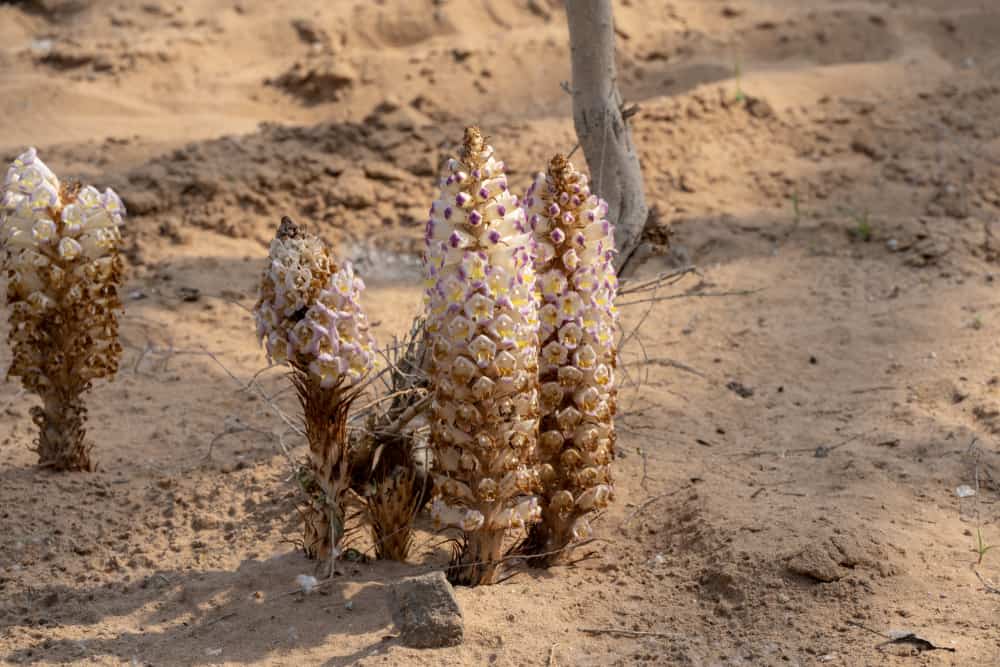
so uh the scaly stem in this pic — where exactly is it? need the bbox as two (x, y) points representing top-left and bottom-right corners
(449, 527), (506, 586)
(31, 386), (92, 472)
(295, 369), (355, 561)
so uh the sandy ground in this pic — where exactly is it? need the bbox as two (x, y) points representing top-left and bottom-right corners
(2, 0), (1000, 664)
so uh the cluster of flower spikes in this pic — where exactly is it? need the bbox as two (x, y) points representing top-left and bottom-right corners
(522, 154), (618, 546)
(423, 127), (542, 538)
(254, 217), (376, 389)
(1, 147), (125, 394)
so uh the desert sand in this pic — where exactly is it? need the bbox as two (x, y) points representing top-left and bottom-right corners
(1, 0), (1000, 665)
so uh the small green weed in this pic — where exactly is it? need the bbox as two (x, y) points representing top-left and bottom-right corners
(975, 526), (995, 565)
(849, 210), (872, 242)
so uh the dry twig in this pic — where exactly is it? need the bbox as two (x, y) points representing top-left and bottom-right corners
(974, 569), (1000, 594)
(578, 627), (677, 640)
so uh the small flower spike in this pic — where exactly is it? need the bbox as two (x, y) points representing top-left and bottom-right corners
(254, 216), (377, 561)
(2, 148), (125, 471)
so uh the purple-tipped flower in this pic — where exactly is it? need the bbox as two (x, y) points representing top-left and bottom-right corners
(520, 154), (618, 564)
(421, 127), (541, 585)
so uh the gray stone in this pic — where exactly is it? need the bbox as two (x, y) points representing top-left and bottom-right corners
(388, 571), (464, 648)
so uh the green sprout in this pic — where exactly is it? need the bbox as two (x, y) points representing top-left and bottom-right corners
(850, 210), (872, 242)
(975, 526), (995, 565)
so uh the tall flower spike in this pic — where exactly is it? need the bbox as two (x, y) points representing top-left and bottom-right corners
(522, 154), (618, 563)
(424, 127), (541, 586)
(254, 216), (377, 561)
(1, 148), (125, 471)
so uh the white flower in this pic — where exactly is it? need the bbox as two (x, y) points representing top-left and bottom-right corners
(58, 237), (82, 261)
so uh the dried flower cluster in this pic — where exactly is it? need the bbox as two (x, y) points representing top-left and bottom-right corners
(423, 128), (542, 585)
(1, 148), (125, 471)
(522, 155), (618, 562)
(254, 217), (377, 559)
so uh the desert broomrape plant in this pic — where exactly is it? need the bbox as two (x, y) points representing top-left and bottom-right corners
(353, 316), (432, 562)
(423, 127), (542, 585)
(254, 216), (377, 561)
(1, 148), (125, 472)
(522, 154), (618, 563)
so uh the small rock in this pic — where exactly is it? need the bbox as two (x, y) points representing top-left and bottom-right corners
(295, 574), (318, 593)
(787, 544), (841, 583)
(290, 18), (329, 46)
(746, 96), (774, 119)
(955, 485), (976, 498)
(678, 172), (699, 193)
(268, 57), (355, 103)
(30, 39), (54, 55)
(388, 571), (464, 648)
(726, 380), (754, 398)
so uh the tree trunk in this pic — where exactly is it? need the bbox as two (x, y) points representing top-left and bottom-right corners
(565, 0), (648, 270)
